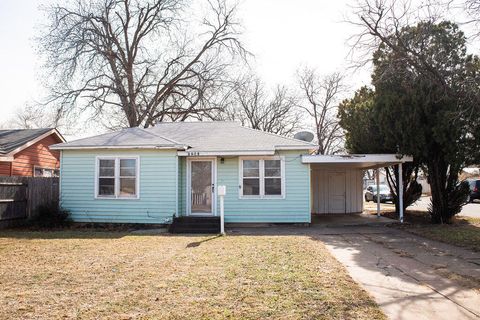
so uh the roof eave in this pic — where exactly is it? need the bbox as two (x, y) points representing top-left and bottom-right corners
(302, 154), (414, 168)
(177, 150), (276, 156)
(275, 145), (318, 150)
(0, 156), (14, 162)
(177, 146), (316, 156)
(49, 145), (187, 151)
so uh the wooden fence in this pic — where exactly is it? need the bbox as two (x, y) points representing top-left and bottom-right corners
(0, 177), (59, 228)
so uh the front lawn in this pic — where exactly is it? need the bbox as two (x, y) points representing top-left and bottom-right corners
(0, 230), (385, 319)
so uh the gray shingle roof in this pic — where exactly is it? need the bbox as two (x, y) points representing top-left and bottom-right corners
(51, 122), (316, 153)
(50, 127), (184, 149)
(149, 122), (315, 152)
(0, 128), (54, 155)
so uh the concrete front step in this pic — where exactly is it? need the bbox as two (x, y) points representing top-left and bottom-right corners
(169, 216), (220, 234)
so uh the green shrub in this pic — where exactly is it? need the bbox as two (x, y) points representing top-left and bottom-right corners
(448, 180), (471, 217)
(33, 202), (71, 228)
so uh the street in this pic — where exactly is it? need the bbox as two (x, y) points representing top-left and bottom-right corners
(410, 196), (480, 218)
(364, 195), (480, 218)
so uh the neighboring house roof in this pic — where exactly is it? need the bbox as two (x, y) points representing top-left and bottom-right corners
(0, 128), (65, 159)
(51, 122), (316, 154)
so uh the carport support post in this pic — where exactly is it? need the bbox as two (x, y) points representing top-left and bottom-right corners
(376, 169), (380, 217)
(399, 163), (404, 223)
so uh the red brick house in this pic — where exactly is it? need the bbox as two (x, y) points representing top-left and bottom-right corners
(0, 128), (65, 177)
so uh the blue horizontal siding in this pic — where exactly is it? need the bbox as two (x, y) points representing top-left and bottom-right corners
(216, 151), (311, 223)
(178, 157), (186, 215)
(61, 149), (310, 224)
(60, 149), (177, 224)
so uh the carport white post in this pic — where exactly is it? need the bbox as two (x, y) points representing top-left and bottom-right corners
(376, 169), (381, 217)
(398, 163), (404, 223)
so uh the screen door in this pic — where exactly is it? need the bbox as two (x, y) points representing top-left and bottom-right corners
(190, 160), (214, 215)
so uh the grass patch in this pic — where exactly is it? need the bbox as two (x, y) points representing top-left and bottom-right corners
(0, 230), (385, 320)
(405, 216), (480, 252)
(365, 201), (480, 251)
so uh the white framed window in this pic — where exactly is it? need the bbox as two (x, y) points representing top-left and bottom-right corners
(239, 157), (285, 199)
(33, 166), (59, 177)
(95, 156), (139, 199)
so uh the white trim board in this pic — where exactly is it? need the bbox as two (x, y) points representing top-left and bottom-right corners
(178, 147), (314, 157)
(302, 154), (413, 164)
(178, 150), (276, 156)
(175, 155), (179, 217)
(51, 145), (184, 150)
(302, 154), (413, 169)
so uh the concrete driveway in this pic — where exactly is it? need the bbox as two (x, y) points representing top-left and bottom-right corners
(229, 218), (480, 319)
(317, 226), (480, 320)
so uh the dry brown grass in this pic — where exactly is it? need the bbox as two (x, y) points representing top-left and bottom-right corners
(405, 217), (480, 252)
(0, 231), (385, 320)
(364, 200), (480, 251)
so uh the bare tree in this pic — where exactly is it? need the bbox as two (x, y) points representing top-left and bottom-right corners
(459, 0), (480, 37)
(348, 0), (480, 121)
(4, 104), (70, 132)
(434, 0), (480, 39)
(14, 105), (50, 129)
(349, 1), (456, 92)
(298, 69), (345, 155)
(38, 0), (247, 129)
(216, 76), (301, 136)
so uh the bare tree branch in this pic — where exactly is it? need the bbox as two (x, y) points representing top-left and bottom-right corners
(297, 68), (345, 155)
(346, 0), (480, 119)
(38, 0), (248, 129)
(4, 104), (75, 135)
(213, 75), (301, 136)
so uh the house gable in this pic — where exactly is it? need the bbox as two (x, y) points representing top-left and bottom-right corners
(11, 134), (63, 176)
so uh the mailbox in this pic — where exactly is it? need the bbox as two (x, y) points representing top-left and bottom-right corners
(218, 185), (226, 196)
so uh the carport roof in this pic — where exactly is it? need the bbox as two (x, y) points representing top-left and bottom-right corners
(302, 154), (413, 169)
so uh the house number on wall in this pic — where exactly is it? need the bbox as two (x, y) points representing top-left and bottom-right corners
(187, 152), (200, 156)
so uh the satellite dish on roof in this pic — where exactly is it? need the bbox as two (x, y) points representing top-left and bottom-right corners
(294, 131), (314, 142)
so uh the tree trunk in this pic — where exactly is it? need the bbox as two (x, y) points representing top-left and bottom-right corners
(385, 166), (401, 214)
(427, 156), (449, 223)
(385, 163), (422, 215)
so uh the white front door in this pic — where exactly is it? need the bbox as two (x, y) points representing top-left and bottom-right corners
(188, 159), (215, 216)
(328, 172), (346, 214)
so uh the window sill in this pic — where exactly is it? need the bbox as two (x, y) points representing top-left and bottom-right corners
(239, 195), (285, 200)
(95, 196), (140, 200)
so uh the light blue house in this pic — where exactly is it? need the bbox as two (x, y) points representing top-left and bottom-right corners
(51, 121), (412, 230)
(51, 122), (317, 227)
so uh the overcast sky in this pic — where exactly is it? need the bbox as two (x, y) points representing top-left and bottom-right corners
(0, 0), (372, 126)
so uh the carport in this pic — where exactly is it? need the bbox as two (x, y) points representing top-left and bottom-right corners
(302, 154), (413, 222)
